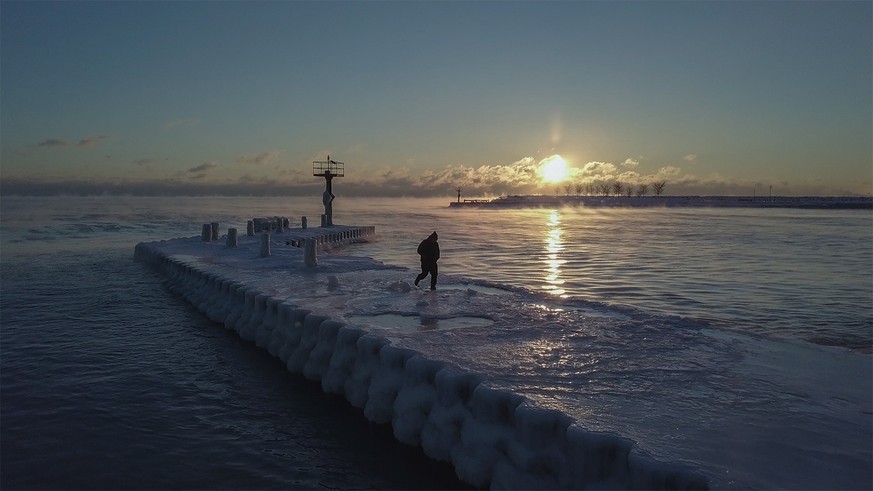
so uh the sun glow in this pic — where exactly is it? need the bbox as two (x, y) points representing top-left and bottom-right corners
(539, 155), (569, 184)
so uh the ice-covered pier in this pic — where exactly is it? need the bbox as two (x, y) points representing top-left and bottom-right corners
(134, 222), (709, 490)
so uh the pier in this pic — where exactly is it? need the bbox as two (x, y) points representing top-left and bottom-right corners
(449, 195), (873, 209)
(133, 218), (708, 490)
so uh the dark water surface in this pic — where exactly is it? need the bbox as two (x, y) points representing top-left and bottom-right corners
(1, 196), (870, 489)
(1, 250), (467, 489)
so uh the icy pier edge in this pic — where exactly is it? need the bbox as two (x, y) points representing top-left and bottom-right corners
(134, 240), (709, 490)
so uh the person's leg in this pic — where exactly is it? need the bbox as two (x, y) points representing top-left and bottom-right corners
(429, 262), (438, 290)
(415, 262), (428, 286)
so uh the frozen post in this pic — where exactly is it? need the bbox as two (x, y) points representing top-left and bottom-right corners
(211, 222), (219, 241)
(260, 233), (270, 257)
(247, 220), (254, 236)
(276, 219), (284, 233)
(201, 224), (211, 242)
(301, 216), (307, 229)
(226, 228), (238, 247)
(304, 237), (318, 267)
(312, 155), (344, 227)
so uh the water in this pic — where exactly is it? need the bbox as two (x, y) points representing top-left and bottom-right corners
(1, 195), (871, 489)
(334, 199), (872, 352)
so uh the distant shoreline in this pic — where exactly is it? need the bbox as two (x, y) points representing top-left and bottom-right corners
(449, 195), (873, 209)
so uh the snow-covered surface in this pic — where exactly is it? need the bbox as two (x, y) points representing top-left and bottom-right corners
(135, 226), (710, 490)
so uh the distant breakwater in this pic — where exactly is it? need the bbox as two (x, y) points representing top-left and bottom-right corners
(449, 195), (873, 209)
(134, 229), (709, 490)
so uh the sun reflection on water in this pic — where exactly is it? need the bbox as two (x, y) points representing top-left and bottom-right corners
(542, 210), (567, 297)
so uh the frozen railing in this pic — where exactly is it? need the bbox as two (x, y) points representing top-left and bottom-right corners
(313, 159), (344, 177)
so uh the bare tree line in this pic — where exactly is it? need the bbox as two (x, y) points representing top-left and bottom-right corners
(559, 181), (667, 197)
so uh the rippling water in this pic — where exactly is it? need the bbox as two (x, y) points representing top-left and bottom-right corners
(337, 200), (873, 352)
(1, 195), (870, 489)
(0, 250), (466, 490)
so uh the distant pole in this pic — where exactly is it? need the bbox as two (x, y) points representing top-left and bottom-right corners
(769, 185), (772, 200)
(313, 155), (344, 227)
(457, 188), (461, 203)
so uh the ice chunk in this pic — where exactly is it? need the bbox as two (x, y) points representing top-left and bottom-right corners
(303, 319), (343, 380)
(392, 356), (446, 445)
(322, 326), (366, 395)
(364, 344), (419, 423)
(287, 313), (328, 373)
(345, 335), (389, 409)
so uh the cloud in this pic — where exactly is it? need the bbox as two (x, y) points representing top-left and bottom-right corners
(4, 149), (867, 197)
(2, 167), (869, 198)
(78, 135), (107, 147)
(684, 154), (698, 162)
(36, 136), (107, 148)
(341, 156), (684, 197)
(656, 165), (682, 178)
(324, 156), (540, 197)
(184, 162), (219, 180)
(236, 151), (279, 166)
(580, 161), (618, 178)
(617, 170), (641, 182)
(37, 138), (68, 148)
(188, 162), (219, 174)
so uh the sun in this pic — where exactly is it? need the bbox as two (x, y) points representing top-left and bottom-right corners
(539, 155), (569, 184)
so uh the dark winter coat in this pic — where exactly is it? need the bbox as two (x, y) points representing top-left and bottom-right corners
(417, 232), (440, 264)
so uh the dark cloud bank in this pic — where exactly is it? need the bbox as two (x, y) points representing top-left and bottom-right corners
(0, 177), (465, 198)
(2, 155), (869, 197)
(2, 176), (867, 198)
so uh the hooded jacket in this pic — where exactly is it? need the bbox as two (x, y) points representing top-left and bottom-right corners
(417, 232), (440, 264)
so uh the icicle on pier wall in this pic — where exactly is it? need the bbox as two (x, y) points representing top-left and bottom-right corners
(134, 222), (709, 490)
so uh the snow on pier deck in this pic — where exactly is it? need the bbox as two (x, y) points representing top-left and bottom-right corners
(134, 223), (708, 490)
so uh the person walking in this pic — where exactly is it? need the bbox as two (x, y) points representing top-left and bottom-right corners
(414, 231), (440, 290)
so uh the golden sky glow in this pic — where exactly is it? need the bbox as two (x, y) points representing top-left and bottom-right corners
(1, 2), (870, 197)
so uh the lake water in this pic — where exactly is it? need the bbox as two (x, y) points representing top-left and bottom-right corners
(1, 195), (870, 489)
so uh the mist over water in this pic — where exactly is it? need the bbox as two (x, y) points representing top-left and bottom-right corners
(1, 195), (871, 489)
(325, 197), (872, 352)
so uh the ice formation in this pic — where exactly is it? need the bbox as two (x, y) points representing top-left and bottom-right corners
(134, 228), (709, 490)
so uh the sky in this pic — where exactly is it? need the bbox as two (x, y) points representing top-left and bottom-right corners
(1, 0), (871, 197)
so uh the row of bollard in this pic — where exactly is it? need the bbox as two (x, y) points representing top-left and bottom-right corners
(249, 217), (286, 235)
(201, 222), (221, 242)
(202, 223), (240, 247)
(200, 222), (374, 267)
(246, 216), (310, 236)
(204, 217), (299, 243)
(204, 223), (375, 246)
(307, 227), (376, 245)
